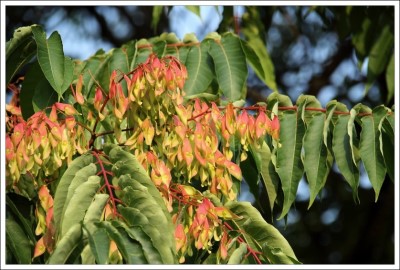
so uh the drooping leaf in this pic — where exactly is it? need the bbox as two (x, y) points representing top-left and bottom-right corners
(304, 112), (333, 208)
(84, 222), (110, 264)
(332, 114), (360, 202)
(61, 164), (98, 222)
(263, 245), (301, 264)
(6, 25), (37, 85)
(365, 24), (394, 92)
(209, 33), (248, 101)
(61, 176), (101, 236)
(47, 223), (83, 264)
(6, 218), (32, 264)
(83, 194), (109, 224)
(98, 221), (147, 264)
(276, 108), (305, 219)
(250, 142), (279, 213)
(81, 244), (96, 264)
(240, 150), (260, 201)
(31, 25), (74, 100)
(183, 41), (214, 97)
(227, 243), (248, 264)
(360, 106), (388, 201)
(6, 195), (36, 243)
(226, 201), (299, 264)
(240, 33), (277, 92)
(151, 6), (164, 30)
(53, 154), (95, 235)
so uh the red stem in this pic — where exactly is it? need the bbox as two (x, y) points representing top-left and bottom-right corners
(92, 150), (118, 218)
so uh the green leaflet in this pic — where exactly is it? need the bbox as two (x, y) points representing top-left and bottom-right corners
(98, 221), (147, 264)
(183, 41), (214, 97)
(360, 106), (388, 201)
(332, 114), (360, 202)
(48, 223), (83, 264)
(276, 108), (305, 219)
(81, 244), (96, 264)
(61, 176), (101, 236)
(226, 201), (299, 264)
(227, 243), (248, 264)
(105, 144), (177, 263)
(81, 50), (110, 97)
(53, 154), (95, 235)
(82, 194), (110, 264)
(250, 142), (279, 213)
(304, 113), (332, 208)
(151, 6), (164, 30)
(209, 33), (248, 101)
(240, 31), (277, 92)
(365, 25), (394, 92)
(6, 25), (37, 85)
(6, 218), (32, 264)
(31, 25), (74, 100)
(84, 223), (110, 264)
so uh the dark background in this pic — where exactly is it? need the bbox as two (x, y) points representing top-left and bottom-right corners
(5, 5), (395, 264)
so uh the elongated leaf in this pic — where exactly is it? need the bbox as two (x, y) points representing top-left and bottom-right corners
(304, 113), (333, 208)
(151, 6), (164, 30)
(47, 223), (83, 264)
(228, 243), (248, 264)
(6, 195), (36, 243)
(61, 176), (101, 236)
(226, 201), (299, 263)
(276, 109), (305, 219)
(209, 33), (248, 101)
(365, 24), (394, 92)
(32, 25), (74, 99)
(53, 154), (95, 234)
(84, 223), (110, 264)
(98, 221), (147, 264)
(360, 106), (388, 201)
(61, 164), (98, 222)
(183, 41), (214, 96)
(6, 218), (32, 264)
(83, 194), (109, 224)
(250, 142), (279, 213)
(332, 114), (360, 201)
(263, 245), (301, 264)
(6, 25), (37, 84)
(240, 33), (277, 91)
(81, 244), (96, 264)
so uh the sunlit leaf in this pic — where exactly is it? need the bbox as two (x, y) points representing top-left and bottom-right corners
(385, 53), (394, 103)
(226, 201), (299, 264)
(227, 243), (248, 264)
(48, 223), (83, 264)
(209, 33), (248, 101)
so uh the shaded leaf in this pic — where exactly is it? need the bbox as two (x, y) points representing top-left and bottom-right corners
(6, 25), (36, 84)
(98, 221), (147, 264)
(385, 53), (394, 103)
(304, 113), (333, 208)
(6, 218), (32, 264)
(84, 223), (110, 264)
(151, 6), (164, 30)
(360, 106), (388, 201)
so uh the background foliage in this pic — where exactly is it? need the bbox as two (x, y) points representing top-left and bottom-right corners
(4, 5), (395, 264)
